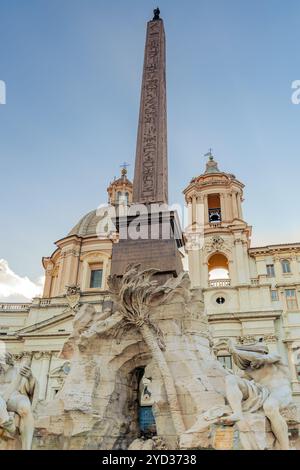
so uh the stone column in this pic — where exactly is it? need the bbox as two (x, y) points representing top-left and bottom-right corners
(228, 258), (236, 286)
(223, 193), (229, 221)
(81, 260), (90, 290)
(187, 198), (192, 227)
(227, 193), (233, 221)
(102, 258), (110, 290)
(234, 238), (247, 284)
(43, 263), (54, 298)
(51, 270), (59, 297)
(274, 256), (283, 283)
(220, 193), (225, 222)
(237, 193), (243, 219)
(204, 194), (209, 224)
(232, 192), (239, 219)
(57, 259), (65, 296)
(188, 251), (201, 288)
(196, 195), (204, 227)
(62, 251), (72, 289)
(291, 255), (300, 282)
(67, 249), (80, 286)
(192, 194), (196, 224)
(242, 242), (251, 284)
(203, 260), (209, 288)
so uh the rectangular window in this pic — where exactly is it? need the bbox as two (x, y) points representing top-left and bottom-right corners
(285, 289), (298, 310)
(217, 355), (232, 370)
(90, 269), (103, 288)
(271, 290), (278, 301)
(266, 264), (275, 277)
(282, 260), (291, 274)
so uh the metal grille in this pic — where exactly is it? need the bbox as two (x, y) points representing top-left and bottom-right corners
(139, 406), (156, 433)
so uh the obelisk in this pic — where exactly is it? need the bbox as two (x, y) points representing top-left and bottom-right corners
(133, 8), (168, 205)
(111, 9), (183, 279)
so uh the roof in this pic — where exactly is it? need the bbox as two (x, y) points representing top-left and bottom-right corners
(249, 242), (300, 253)
(204, 155), (221, 174)
(68, 210), (105, 237)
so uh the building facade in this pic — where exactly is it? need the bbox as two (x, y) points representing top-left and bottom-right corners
(184, 153), (300, 401)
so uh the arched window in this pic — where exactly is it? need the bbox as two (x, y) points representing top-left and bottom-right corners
(208, 194), (221, 223)
(116, 191), (129, 205)
(281, 259), (291, 274)
(116, 191), (122, 204)
(208, 253), (229, 280)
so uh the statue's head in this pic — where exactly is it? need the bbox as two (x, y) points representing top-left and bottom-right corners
(236, 340), (269, 355)
(0, 352), (14, 372)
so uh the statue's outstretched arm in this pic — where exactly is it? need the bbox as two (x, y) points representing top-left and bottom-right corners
(232, 348), (281, 368)
(227, 340), (281, 368)
(251, 353), (281, 365)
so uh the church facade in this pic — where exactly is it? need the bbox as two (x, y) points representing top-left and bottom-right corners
(1, 10), (300, 413)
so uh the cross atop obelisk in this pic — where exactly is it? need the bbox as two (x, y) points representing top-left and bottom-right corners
(132, 9), (168, 205)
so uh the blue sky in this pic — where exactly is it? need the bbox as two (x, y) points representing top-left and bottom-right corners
(0, 0), (300, 284)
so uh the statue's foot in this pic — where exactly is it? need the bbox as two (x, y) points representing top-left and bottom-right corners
(220, 413), (243, 425)
(2, 430), (16, 440)
(1, 417), (16, 435)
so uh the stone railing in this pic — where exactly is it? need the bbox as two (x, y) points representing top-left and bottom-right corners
(209, 279), (231, 288)
(39, 299), (52, 307)
(0, 303), (31, 312)
(251, 278), (260, 286)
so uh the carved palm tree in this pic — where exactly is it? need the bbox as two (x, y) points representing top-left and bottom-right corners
(108, 264), (188, 437)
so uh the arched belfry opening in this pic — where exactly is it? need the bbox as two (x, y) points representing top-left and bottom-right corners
(208, 253), (229, 280)
(208, 194), (221, 223)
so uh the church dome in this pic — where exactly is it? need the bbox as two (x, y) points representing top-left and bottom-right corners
(68, 167), (133, 238)
(68, 210), (103, 237)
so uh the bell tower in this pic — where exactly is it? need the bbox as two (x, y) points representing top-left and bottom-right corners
(183, 152), (252, 289)
(184, 151), (248, 230)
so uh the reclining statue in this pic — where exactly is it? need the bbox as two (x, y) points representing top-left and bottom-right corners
(223, 339), (293, 450)
(0, 352), (37, 450)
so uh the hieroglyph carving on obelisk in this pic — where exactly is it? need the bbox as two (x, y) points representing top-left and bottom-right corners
(133, 17), (168, 205)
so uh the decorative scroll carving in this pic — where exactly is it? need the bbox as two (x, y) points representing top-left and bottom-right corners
(204, 235), (231, 254)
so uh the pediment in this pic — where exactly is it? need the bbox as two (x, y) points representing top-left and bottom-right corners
(14, 310), (74, 336)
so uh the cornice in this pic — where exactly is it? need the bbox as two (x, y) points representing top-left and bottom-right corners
(208, 310), (281, 321)
(249, 243), (300, 255)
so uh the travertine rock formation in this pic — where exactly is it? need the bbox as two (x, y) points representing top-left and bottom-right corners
(29, 265), (299, 450)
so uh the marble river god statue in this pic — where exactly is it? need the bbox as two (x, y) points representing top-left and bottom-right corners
(0, 352), (37, 450)
(222, 339), (293, 450)
(180, 338), (296, 450)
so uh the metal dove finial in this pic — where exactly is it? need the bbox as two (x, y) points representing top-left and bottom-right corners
(153, 7), (160, 20)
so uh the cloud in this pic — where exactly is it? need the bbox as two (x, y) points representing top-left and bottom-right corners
(0, 259), (44, 302)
